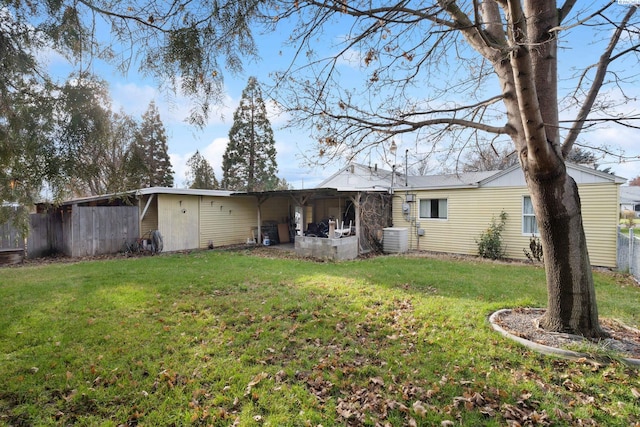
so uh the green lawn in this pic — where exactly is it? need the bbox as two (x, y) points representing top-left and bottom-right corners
(1, 250), (639, 426)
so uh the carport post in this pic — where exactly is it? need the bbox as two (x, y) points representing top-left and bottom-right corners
(289, 194), (309, 238)
(257, 199), (262, 245)
(255, 195), (269, 245)
(350, 192), (362, 255)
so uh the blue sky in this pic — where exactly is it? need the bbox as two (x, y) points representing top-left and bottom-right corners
(45, 2), (640, 188)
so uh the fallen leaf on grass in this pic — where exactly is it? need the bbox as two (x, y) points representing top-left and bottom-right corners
(370, 376), (384, 386)
(275, 370), (287, 383)
(412, 400), (427, 417)
(245, 372), (269, 396)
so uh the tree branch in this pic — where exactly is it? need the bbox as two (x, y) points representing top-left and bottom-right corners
(557, 0), (578, 24)
(437, 0), (503, 58)
(76, 0), (167, 32)
(550, 1), (615, 33)
(562, 6), (638, 158)
(319, 108), (509, 135)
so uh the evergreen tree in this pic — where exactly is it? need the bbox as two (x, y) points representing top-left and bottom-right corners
(131, 101), (174, 188)
(222, 77), (278, 191)
(185, 151), (219, 189)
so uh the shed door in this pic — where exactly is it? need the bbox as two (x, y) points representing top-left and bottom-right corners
(157, 195), (199, 252)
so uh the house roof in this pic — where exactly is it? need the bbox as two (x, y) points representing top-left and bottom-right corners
(37, 187), (236, 207)
(38, 162), (625, 208)
(620, 186), (640, 204)
(406, 170), (499, 189)
(318, 161), (625, 192)
(476, 163), (626, 188)
(136, 187), (235, 197)
(317, 163), (404, 191)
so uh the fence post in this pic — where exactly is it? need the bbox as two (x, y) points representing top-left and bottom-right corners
(630, 228), (635, 276)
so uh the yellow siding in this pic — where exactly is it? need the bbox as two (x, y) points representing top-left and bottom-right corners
(199, 196), (258, 247)
(580, 184), (619, 268)
(392, 182), (619, 268)
(139, 195), (158, 237)
(312, 197), (353, 223)
(199, 196), (292, 248)
(260, 197), (292, 223)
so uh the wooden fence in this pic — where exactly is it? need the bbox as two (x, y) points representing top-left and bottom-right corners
(0, 219), (23, 249)
(0, 217), (25, 264)
(0, 206), (139, 262)
(66, 206), (139, 257)
(28, 213), (63, 258)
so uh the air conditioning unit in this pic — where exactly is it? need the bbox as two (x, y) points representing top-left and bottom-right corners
(383, 227), (409, 254)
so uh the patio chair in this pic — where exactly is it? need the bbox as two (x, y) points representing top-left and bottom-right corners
(334, 220), (352, 238)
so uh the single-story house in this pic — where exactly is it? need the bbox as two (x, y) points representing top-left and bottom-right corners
(25, 162), (623, 267)
(319, 163), (623, 268)
(620, 186), (640, 217)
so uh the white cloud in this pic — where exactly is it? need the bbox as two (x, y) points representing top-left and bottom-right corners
(266, 99), (290, 125)
(111, 82), (159, 116)
(335, 46), (363, 69)
(586, 107), (640, 180)
(202, 137), (230, 178)
(111, 81), (237, 127)
(169, 152), (190, 188)
(169, 137), (230, 188)
(612, 161), (640, 182)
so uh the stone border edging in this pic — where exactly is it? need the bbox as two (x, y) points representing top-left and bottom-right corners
(489, 309), (640, 368)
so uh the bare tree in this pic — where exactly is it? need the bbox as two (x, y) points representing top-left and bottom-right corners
(462, 143), (518, 172)
(264, 1), (640, 337)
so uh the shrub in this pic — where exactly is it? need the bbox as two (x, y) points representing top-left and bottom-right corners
(621, 210), (636, 228)
(476, 211), (507, 260)
(523, 235), (544, 264)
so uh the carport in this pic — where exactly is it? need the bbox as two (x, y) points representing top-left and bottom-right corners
(242, 188), (392, 259)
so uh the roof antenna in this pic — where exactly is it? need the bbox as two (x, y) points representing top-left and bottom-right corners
(406, 149), (409, 187)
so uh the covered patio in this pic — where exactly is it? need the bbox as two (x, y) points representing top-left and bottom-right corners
(242, 188), (391, 260)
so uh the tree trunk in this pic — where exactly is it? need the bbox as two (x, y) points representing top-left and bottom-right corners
(498, 0), (604, 339)
(525, 165), (603, 338)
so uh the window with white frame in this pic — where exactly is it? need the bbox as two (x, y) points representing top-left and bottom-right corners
(522, 196), (539, 235)
(419, 198), (448, 219)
